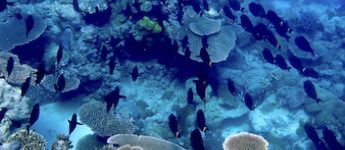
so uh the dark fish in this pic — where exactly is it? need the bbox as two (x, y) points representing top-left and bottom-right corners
(57, 44), (63, 65)
(223, 5), (236, 20)
(191, 0), (201, 15)
(15, 12), (22, 20)
(322, 127), (344, 150)
(304, 124), (328, 150)
(253, 23), (269, 41)
(201, 35), (208, 48)
(193, 79), (208, 102)
(181, 35), (189, 49)
(199, 47), (211, 66)
(190, 129), (205, 150)
(54, 74), (66, 92)
(108, 56), (116, 75)
(249, 2), (266, 18)
(288, 54), (304, 72)
(275, 55), (291, 70)
(21, 77), (31, 97)
(196, 109), (208, 132)
(228, 0), (241, 11)
(68, 113), (82, 135)
(301, 68), (320, 79)
(187, 88), (194, 105)
(0, 108), (8, 123)
(103, 86), (126, 112)
(227, 79), (237, 96)
(185, 47), (191, 59)
(265, 29), (281, 49)
(130, 66), (141, 81)
(266, 10), (283, 27)
(29, 103), (40, 127)
(202, 0), (209, 11)
(34, 62), (46, 85)
(168, 114), (180, 138)
(262, 48), (275, 64)
(244, 93), (255, 110)
(177, 4), (184, 24)
(275, 22), (291, 41)
(0, 0), (8, 12)
(101, 45), (108, 61)
(25, 15), (34, 37)
(303, 80), (321, 103)
(295, 36), (315, 56)
(6, 57), (14, 77)
(240, 14), (254, 32)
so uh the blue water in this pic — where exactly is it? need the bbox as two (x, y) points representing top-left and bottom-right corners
(0, 0), (345, 150)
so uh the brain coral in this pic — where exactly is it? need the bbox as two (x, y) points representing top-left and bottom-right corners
(78, 101), (136, 137)
(222, 132), (269, 150)
(0, 14), (46, 51)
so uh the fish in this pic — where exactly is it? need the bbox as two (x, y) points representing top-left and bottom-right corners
(181, 35), (189, 49)
(68, 113), (83, 135)
(228, 0), (241, 11)
(6, 57), (14, 77)
(252, 23), (269, 41)
(187, 88), (194, 105)
(108, 56), (116, 75)
(21, 77), (31, 97)
(34, 62), (46, 85)
(295, 36), (315, 56)
(275, 22), (291, 41)
(101, 45), (108, 61)
(303, 80), (321, 103)
(190, 129), (205, 150)
(130, 66), (141, 81)
(240, 14), (254, 32)
(168, 114), (180, 138)
(322, 127), (344, 150)
(0, 0), (13, 12)
(54, 74), (66, 93)
(227, 79), (237, 96)
(262, 48), (275, 64)
(177, 4), (184, 24)
(274, 55), (291, 70)
(202, 0), (209, 11)
(196, 109), (208, 132)
(265, 10), (291, 41)
(0, 108), (8, 123)
(301, 68), (320, 79)
(266, 10), (283, 27)
(264, 29), (281, 49)
(201, 35), (208, 48)
(193, 79), (208, 102)
(199, 47), (211, 66)
(25, 15), (34, 37)
(223, 5), (236, 20)
(304, 124), (328, 150)
(185, 47), (191, 59)
(249, 2), (266, 18)
(29, 103), (40, 128)
(56, 44), (63, 65)
(288, 54), (304, 72)
(191, 0), (201, 15)
(103, 86), (126, 112)
(244, 93), (255, 110)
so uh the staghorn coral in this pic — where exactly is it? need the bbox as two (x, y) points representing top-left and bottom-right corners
(78, 101), (136, 137)
(107, 134), (186, 150)
(6, 129), (47, 150)
(51, 134), (73, 150)
(222, 132), (269, 150)
(0, 14), (46, 51)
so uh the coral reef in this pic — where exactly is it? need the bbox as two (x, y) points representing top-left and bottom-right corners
(138, 16), (162, 33)
(6, 129), (47, 150)
(107, 134), (186, 150)
(0, 14), (46, 50)
(75, 134), (105, 150)
(77, 0), (108, 14)
(51, 134), (73, 150)
(222, 132), (269, 150)
(78, 101), (136, 137)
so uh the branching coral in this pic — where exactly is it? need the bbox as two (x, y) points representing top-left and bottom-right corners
(78, 101), (136, 137)
(51, 134), (73, 150)
(6, 129), (47, 150)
